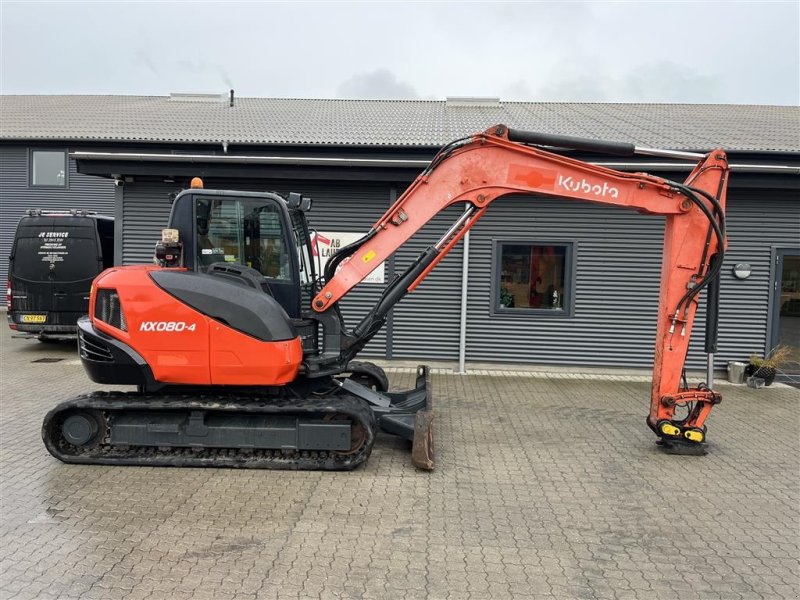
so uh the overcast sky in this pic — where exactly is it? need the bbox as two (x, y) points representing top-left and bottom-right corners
(1, 1), (798, 104)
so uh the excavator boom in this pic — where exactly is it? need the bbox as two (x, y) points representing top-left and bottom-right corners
(313, 125), (729, 453)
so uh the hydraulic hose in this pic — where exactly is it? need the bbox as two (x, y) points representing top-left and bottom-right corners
(324, 229), (378, 282)
(667, 182), (726, 316)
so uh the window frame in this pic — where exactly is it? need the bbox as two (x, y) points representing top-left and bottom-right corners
(490, 238), (577, 318)
(29, 149), (69, 188)
(191, 194), (297, 282)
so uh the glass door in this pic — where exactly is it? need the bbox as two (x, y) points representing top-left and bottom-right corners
(771, 249), (800, 380)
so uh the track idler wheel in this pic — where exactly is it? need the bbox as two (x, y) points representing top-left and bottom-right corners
(49, 409), (106, 454)
(324, 413), (368, 456)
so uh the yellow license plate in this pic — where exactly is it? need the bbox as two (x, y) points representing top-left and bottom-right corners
(21, 314), (47, 324)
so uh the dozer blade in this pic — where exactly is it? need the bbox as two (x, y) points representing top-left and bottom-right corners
(411, 407), (434, 470)
(378, 365), (434, 471)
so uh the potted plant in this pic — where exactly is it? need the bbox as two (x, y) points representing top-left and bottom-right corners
(747, 345), (794, 386)
(500, 286), (515, 309)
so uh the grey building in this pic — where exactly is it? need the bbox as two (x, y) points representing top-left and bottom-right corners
(1, 94), (798, 374)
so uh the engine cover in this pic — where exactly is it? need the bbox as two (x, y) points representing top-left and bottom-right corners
(87, 266), (303, 386)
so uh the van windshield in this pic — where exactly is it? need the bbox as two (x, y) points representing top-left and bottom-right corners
(13, 236), (99, 282)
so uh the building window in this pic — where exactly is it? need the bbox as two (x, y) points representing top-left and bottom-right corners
(30, 150), (67, 187)
(494, 241), (574, 315)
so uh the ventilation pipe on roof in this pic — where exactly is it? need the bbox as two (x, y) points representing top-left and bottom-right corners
(445, 96), (502, 107)
(169, 92), (227, 102)
(230, 89), (234, 107)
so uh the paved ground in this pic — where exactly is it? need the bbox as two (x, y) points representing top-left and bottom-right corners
(1, 328), (798, 600)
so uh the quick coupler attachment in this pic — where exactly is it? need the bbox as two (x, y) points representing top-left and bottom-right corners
(654, 419), (708, 456)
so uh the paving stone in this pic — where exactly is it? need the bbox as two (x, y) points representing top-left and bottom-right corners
(0, 329), (798, 599)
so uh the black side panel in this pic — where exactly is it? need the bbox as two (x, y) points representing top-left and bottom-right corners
(77, 316), (159, 390)
(150, 270), (297, 342)
(168, 193), (194, 267)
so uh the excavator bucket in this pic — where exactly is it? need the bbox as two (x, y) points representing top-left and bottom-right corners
(377, 366), (434, 470)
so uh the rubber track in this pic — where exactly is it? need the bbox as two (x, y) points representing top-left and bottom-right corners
(42, 391), (377, 471)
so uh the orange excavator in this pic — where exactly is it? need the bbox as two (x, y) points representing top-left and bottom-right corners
(42, 125), (728, 470)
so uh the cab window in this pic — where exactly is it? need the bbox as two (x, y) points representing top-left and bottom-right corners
(195, 197), (291, 280)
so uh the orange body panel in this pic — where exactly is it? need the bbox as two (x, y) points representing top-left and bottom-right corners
(91, 265), (302, 386)
(209, 324), (302, 385)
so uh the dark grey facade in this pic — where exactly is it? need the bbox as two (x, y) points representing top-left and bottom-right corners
(0, 144), (115, 288)
(1, 96), (798, 373)
(101, 168), (797, 372)
(466, 189), (799, 369)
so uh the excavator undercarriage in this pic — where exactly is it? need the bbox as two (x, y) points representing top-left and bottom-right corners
(43, 317), (433, 470)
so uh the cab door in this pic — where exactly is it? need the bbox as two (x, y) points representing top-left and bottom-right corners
(191, 193), (302, 318)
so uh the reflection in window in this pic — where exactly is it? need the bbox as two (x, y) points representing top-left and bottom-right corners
(195, 197), (290, 280)
(497, 243), (571, 312)
(31, 150), (67, 186)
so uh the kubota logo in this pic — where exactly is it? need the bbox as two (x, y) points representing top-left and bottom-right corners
(558, 175), (619, 199)
(139, 321), (197, 332)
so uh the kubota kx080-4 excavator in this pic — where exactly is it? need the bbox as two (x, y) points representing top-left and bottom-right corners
(42, 125), (728, 470)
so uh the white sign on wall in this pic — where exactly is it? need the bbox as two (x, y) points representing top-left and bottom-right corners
(311, 231), (385, 284)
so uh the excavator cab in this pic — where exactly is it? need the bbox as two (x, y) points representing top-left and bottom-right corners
(164, 188), (317, 319)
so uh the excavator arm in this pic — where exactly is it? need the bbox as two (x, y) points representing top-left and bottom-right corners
(312, 124), (729, 453)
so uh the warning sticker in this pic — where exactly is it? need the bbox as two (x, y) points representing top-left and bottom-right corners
(310, 231), (385, 284)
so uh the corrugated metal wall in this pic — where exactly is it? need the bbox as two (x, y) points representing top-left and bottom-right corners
(392, 206), (465, 360)
(120, 181), (178, 264)
(464, 190), (800, 369)
(119, 178), (797, 369)
(120, 179), (393, 356)
(0, 146), (114, 302)
(714, 190), (799, 363)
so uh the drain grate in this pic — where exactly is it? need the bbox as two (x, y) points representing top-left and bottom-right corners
(32, 358), (64, 364)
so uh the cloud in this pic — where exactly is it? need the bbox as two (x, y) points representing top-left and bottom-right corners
(501, 80), (536, 101)
(536, 75), (610, 102)
(619, 61), (725, 103)
(133, 51), (160, 78)
(217, 67), (234, 90)
(336, 69), (419, 100)
(536, 61), (725, 103)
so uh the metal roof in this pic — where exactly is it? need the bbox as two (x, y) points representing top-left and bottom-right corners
(1, 95), (798, 152)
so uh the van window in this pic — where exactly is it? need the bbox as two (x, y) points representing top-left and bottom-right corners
(13, 236), (99, 281)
